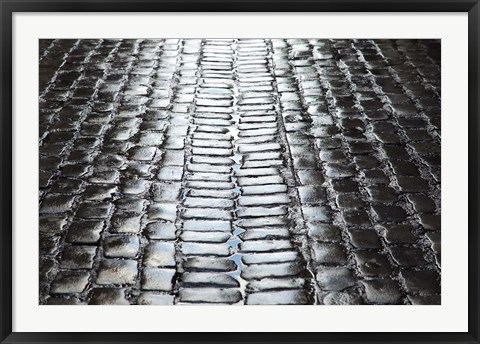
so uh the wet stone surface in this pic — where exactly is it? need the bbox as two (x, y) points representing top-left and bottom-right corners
(39, 39), (440, 305)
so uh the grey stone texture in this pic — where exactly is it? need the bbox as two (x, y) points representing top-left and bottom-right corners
(39, 39), (441, 305)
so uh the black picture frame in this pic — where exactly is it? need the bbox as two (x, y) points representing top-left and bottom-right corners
(1, 1), (478, 343)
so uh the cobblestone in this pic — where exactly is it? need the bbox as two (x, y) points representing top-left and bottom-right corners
(96, 259), (138, 285)
(50, 271), (90, 294)
(39, 38), (441, 305)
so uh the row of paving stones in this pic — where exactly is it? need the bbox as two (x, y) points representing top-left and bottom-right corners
(39, 39), (187, 304)
(233, 39), (313, 305)
(270, 39), (440, 304)
(38, 39), (440, 305)
(174, 39), (242, 304)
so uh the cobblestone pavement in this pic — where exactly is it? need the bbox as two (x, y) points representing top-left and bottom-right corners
(39, 39), (441, 305)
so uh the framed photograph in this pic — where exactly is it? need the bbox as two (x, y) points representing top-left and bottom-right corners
(1, 1), (478, 343)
